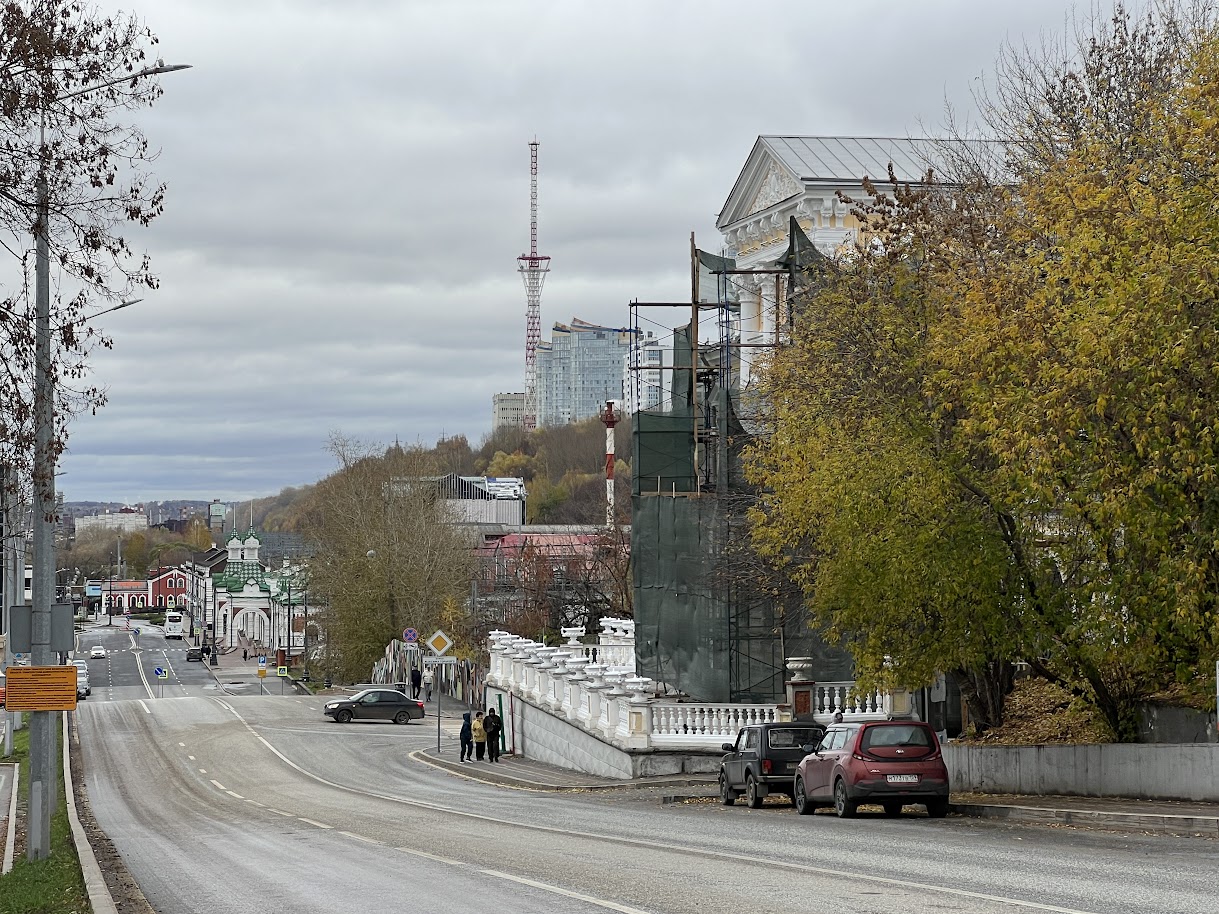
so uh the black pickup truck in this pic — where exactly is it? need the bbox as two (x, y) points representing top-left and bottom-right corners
(719, 722), (826, 808)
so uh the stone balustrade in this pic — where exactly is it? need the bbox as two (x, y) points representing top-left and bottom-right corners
(487, 623), (900, 754)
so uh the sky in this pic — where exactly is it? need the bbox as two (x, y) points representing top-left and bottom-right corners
(54, 0), (1082, 503)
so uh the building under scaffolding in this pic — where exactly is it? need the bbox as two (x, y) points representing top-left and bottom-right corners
(630, 235), (853, 703)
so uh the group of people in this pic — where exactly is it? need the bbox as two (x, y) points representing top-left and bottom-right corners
(459, 709), (503, 762)
(408, 665), (434, 701)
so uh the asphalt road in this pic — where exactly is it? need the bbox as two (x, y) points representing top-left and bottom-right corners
(76, 693), (1217, 914)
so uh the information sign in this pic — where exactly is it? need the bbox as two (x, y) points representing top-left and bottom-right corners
(257, 655), (267, 669)
(154, 666), (167, 680)
(4, 665), (77, 711)
(277, 666), (288, 677)
(423, 656), (457, 666)
(257, 668), (267, 678)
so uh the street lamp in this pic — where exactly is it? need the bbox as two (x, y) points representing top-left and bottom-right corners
(28, 59), (191, 862)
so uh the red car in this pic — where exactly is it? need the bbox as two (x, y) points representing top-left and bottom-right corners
(793, 720), (950, 818)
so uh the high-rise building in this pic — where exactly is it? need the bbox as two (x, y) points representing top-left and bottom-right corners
(625, 331), (668, 414)
(492, 392), (527, 430)
(536, 318), (638, 426)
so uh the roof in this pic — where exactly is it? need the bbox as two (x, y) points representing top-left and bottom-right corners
(759, 136), (943, 185)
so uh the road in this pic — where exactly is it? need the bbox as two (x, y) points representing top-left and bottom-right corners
(74, 685), (1218, 914)
(75, 620), (219, 702)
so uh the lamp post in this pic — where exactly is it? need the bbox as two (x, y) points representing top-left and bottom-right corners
(28, 58), (190, 861)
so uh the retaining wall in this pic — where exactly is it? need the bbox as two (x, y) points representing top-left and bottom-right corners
(488, 687), (721, 780)
(944, 743), (1219, 801)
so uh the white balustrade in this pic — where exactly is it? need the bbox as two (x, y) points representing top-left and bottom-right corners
(485, 630), (895, 753)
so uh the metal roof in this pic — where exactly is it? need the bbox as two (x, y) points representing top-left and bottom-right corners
(761, 136), (942, 184)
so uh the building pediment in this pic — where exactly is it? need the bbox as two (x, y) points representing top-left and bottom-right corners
(717, 138), (803, 229)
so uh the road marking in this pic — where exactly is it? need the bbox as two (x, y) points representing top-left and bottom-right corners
(210, 779), (226, 790)
(216, 700), (1096, 914)
(396, 846), (464, 866)
(198, 769), (206, 774)
(226, 791), (244, 799)
(246, 800), (265, 808)
(268, 808), (295, 817)
(137, 700), (151, 714)
(298, 818), (333, 829)
(178, 742), (185, 747)
(339, 831), (381, 844)
(188, 755), (195, 761)
(481, 870), (652, 914)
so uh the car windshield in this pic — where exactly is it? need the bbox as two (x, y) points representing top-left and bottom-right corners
(767, 728), (821, 749)
(860, 725), (934, 750)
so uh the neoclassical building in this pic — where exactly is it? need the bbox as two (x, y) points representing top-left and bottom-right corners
(716, 136), (943, 384)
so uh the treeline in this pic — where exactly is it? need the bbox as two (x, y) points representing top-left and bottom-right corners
(746, 3), (1219, 740)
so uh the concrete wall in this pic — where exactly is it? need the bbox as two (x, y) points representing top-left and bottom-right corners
(489, 687), (723, 780)
(944, 743), (1219, 801)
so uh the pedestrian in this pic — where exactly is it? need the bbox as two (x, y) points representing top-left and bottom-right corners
(422, 667), (434, 702)
(242, 648), (248, 662)
(484, 708), (503, 762)
(472, 711), (487, 761)
(410, 666), (422, 699)
(459, 712), (474, 762)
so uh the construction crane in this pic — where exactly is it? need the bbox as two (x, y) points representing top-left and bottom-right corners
(517, 139), (550, 430)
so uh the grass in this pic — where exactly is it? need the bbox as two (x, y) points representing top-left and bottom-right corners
(0, 722), (91, 914)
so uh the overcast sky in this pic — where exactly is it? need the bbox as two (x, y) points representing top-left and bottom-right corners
(57, 0), (1080, 504)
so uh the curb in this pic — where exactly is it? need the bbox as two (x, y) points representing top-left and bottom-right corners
(63, 713), (118, 914)
(414, 749), (717, 793)
(950, 802), (1219, 836)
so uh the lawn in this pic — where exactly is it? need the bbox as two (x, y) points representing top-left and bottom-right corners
(0, 723), (91, 914)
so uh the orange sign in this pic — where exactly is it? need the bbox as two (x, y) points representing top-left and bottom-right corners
(4, 666), (78, 711)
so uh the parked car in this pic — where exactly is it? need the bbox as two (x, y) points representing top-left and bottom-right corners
(719, 722), (826, 808)
(793, 720), (950, 818)
(89, 645), (106, 659)
(324, 688), (425, 724)
(72, 665), (88, 700)
(70, 660), (91, 696)
(185, 647), (203, 661)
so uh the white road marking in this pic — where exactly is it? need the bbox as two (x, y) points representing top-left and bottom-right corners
(226, 791), (244, 799)
(246, 800), (265, 808)
(188, 755), (195, 761)
(396, 846), (464, 866)
(216, 700), (1095, 914)
(209, 779), (226, 790)
(137, 700), (151, 714)
(481, 870), (652, 914)
(198, 769), (206, 774)
(339, 831), (382, 844)
(267, 808), (295, 817)
(178, 742), (185, 747)
(297, 818), (333, 829)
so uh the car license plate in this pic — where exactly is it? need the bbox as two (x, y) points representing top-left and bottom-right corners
(887, 774), (919, 784)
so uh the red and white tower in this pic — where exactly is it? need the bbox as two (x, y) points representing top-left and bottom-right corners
(517, 139), (550, 430)
(600, 399), (621, 527)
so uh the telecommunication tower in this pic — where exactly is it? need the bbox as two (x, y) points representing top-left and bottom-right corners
(517, 139), (550, 430)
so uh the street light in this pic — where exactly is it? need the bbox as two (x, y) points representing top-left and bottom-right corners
(28, 59), (191, 862)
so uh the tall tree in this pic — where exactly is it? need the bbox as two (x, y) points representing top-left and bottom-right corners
(0, 2), (172, 492)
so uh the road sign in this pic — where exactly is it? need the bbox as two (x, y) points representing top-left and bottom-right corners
(277, 666), (288, 677)
(423, 656), (457, 666)
(403, 627), (419, 643)
(4, 666), (77, 711)
(257, 668), (267, 678)
(257, 655), (267, 669)
(154, 667), (167, 679)
(425, 629), (453, 656)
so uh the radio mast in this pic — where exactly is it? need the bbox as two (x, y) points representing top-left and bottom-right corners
(517, 139), (550, 430)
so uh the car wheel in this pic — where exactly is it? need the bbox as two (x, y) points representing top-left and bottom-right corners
(745, 774), (763, 809)
(883, 802), (903, 817)
(926, 798), (949, 818)
(335, 709), (352, 723)
(394, 710), (410, 725)
(794, 777), (815, 816)
(834, 778), (857, 818)
(718, 772), (737, 806)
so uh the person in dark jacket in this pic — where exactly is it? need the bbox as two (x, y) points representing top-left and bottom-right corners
(410, 667), (423, 699)
(459, 712), (473, 762)
(484, 709), (503, 762)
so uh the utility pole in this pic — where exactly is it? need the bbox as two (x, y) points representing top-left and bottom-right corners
(517, 138), (550, 431)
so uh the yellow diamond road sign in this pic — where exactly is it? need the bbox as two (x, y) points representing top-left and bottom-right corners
(426, 629), (453, 656)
